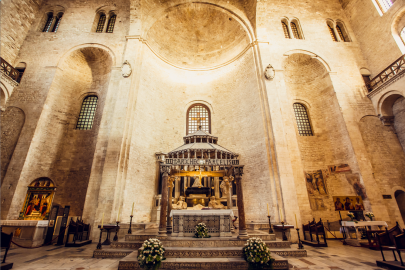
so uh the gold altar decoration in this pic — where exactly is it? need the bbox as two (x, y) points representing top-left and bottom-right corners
(18, 178), (56, 220)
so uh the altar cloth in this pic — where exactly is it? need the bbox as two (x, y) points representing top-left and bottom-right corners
(171, 209), (233, 237)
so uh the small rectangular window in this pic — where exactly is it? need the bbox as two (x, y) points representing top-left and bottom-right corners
(375, 0), (395, 13)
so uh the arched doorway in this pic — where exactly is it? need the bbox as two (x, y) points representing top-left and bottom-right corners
(395, 190), (405, 223)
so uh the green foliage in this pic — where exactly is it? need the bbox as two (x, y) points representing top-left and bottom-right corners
(137, 238), (166, 270)
(194, 222), (211, 238)
(243, 238), (274, 270)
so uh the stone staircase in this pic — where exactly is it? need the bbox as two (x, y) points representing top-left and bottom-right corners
(93, 230), (307, 269)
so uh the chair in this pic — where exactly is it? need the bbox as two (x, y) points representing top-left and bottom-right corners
(310, 218), (328, 246)
(376, 222), (402, 262)
(365, 228), (385, 249)
(393, 229), (405, 266)
(1, 230), (13, 263)
(302, 219), (315, 241)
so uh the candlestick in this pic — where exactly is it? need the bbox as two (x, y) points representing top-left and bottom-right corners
(97, 228), (103, 249)
(131, 202), (134, 216)
(128, 215), (133, 234)
(113, 221), (120, 241)
(296, 228), (304, 249)
(267, 215), (273, 234)
(267, 203), (270, 216)
(101, 212), (104, 229)
(295, 213), (298, 228)
(279, 208), (283, 222)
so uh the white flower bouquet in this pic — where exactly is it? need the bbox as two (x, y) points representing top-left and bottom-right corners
(347, 212), (356, 222)
(194, 222), (211, 238)
(243, 237), (274, 270)
(137, 238), (165, 270)
(365, 212), (374, 220)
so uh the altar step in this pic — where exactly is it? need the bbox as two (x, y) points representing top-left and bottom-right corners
(118, 250), (289, 270)
(164, 247), (306, 258)
(109, 239), (291, 249)
(93, 248), (134, 258)
(125, 233), (276, 241)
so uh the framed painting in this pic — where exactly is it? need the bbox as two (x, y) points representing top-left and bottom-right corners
(333, 196), (364, 211)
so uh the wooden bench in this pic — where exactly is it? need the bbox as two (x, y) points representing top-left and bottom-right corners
(393, 229), (405, 266)
(302, 218), (327, 247)
(65, 218), (92, 247)
(376, 222), (402, 262)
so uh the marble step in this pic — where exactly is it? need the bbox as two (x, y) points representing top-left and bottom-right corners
(248, 234), (276, 241)
(164, 246), (306, 258)
(118, 251), (289, 270)
(115, 239), (291, 249)
(93, 248), (134, 258)
(126, 233), (276, 241)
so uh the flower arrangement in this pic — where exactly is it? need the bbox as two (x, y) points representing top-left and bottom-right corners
(347, 212), (356, 222)
(194, 222), (211, 238)
(243, 237), (274, 270)
(365, 212), (374, 220)
(137, 238), (165, 270)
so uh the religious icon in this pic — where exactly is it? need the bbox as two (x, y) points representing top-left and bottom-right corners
(345, 173), (367, 200)
(19, 178), (56, 220)
(333, 196), (364, 211)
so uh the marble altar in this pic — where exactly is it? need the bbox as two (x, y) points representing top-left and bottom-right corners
(170, 209), (233, 237)
(0, 220), (49, 247)
(341, 220), (388, 246)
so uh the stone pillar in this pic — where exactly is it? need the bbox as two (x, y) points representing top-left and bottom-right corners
(234, 166), (248, 239)
(224, 176), (232, 209)
(159, 165), (171, 236)
(175, 176), (180, 199)
(215, 177), (220, 198)
(166, 176), (175, 235)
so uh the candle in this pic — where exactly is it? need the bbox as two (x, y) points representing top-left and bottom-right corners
(295, 213), (298, 228)
(101, 212), (104, 229)
(117, 206), (121, 222)
(279, 208), (283, 222)
(131, 202), (134, 216)
(267, 203), (270, 216)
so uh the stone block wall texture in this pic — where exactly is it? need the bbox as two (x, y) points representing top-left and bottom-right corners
(340, 0), (405, 75)
(0, 0), (43, 64)
(1, 0), (405, 233)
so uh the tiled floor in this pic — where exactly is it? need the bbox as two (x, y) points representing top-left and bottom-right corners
(1, 239), (396, 269)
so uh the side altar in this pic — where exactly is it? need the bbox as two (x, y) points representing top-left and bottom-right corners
(170, 209), (233, 237)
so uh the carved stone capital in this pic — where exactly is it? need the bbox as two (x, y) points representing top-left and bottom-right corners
(160, 165), (172, 175)
(379, 115), (395, 126)
(234, 166), (244, 176)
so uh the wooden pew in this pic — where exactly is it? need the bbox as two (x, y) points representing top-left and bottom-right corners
(65, 218), (92, 247)
(376, 222), (402, 262)
(302, 219), (315, 242)
(393, 229), (405, 266)
(302, 218), (328, 247)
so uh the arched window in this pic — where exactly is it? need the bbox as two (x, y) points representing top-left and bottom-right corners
(336, 25), (345, 42)
(327, 24), (338, 42)
(76, 96), (98, 130)
(187, 104), (211, 135)
(43, 13), (54, 32)
(336, 22), (351, 42)
(282, 22), (290, 38)
(51, 13), (63, 32)
(375, 0), (395, 13)
(293, 103), (313, 136)
(15, 62), (26, 83)
(291, 22), (301, 39)
(96, 13), (106, 32)
(401, 27), (405, 44)
(106, 14), (116, 33)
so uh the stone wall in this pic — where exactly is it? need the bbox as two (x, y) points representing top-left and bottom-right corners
(0, 0), (43, 64)
(340, 0), (405, 75)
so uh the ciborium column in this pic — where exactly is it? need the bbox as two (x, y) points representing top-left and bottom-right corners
(159, 165), (171, 237)
(166, 176), (175, 234)
(235, 165), (248, 239)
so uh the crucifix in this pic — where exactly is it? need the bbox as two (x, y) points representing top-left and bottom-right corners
(191, 112), (206, 130)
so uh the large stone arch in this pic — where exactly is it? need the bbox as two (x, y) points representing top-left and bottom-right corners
(390, 5), (405, 54)
(1, 106), (25, 183)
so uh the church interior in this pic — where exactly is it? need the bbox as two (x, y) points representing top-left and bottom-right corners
(1, 0), (405, 269)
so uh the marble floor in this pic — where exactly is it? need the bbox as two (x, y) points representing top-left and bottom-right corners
(0, 239), (398, 270)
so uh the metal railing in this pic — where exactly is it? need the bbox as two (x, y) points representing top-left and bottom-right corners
(366, 54), (405, 93)
(0, 57), (20, 83)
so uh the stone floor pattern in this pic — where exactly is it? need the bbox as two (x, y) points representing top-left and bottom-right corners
(1, 238), (396, 270)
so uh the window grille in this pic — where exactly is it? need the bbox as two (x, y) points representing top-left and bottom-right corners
(376, 0), (395, 13)
(282, 22), (290, 38)
(291, 22), (300, 39)
(328, 25), (338, 42)
(187, 104), (211, 135)
(336, 25), (346, 42)
(293, 103), (313, 136)
(106, 15), (116, 33)
(51, 13), (63, 32)
(43, 14), (54, 32)
(96, 14), (106, 33)
(76, 96), (98, 130)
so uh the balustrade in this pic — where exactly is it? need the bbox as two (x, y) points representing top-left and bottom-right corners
(367, 54), (405, 93)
